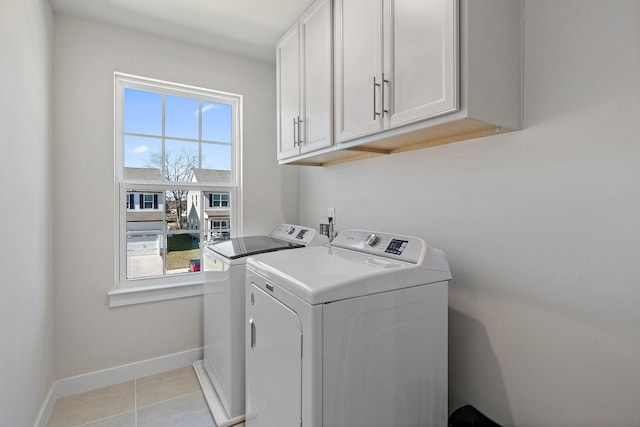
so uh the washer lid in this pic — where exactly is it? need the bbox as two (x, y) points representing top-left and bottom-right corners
(206, 224), (328, 260)
(246, 245), (451, 305)
(209, 235), (303, 260)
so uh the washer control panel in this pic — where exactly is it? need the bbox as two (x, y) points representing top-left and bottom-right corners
(330, 229), (427, 265)
(268, 224), (329, 246)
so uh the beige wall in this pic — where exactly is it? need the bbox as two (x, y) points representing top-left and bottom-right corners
(299, 1), (640, 425)
(0, 0), (55, 425)
(52, 14), (298, 379)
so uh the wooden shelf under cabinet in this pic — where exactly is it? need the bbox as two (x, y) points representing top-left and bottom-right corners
(285, 118), (513, 167)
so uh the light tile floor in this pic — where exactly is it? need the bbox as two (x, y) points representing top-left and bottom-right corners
(47, 366), (244, 427)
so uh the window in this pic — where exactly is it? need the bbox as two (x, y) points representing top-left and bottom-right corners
(140, 194), (158, 209)
(208, 192), (229, 208)
(114, 73), (242, 289)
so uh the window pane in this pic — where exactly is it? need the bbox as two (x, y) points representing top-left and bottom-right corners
(185, 189), (201, 230)
(165, 139), (199, 181)
(166, 95), (199, 140)
(125, 191), (164, 222)
(125, 191), (165, 278)
(202, 102), (232, 143)
(165, 189), (188, 230)
(167, 233), (201, 274)
(202, 143), (232, 173)
(126, 233), (163, 279)
(124, 135), (162, 174)
(204, 190), (231, 243)
(124, 89), (162, 136)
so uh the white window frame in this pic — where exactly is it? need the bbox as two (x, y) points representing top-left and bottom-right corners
(110, 73), (243, 306)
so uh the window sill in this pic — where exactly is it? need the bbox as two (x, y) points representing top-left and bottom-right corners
(108, 280), (203, 307)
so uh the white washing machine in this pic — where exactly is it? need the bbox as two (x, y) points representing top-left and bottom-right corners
(245, 229), (452, 427)
(193, 224), (328, 427)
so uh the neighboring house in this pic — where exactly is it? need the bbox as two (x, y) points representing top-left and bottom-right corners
(186, 168), (232, 241)
(124, 168), (165, 255)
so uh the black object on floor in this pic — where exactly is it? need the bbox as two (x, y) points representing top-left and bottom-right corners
(449, 405), (501, 427)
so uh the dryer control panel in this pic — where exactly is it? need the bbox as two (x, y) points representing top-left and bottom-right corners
(329, 229), (427, 265)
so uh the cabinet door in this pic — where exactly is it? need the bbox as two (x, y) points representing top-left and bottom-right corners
(246, 284), (302, 427)
(300, 0), (333, 154)
(276, 24), (301, 160)
(383, 0), (458, 129)
(334, 0), (383, 143)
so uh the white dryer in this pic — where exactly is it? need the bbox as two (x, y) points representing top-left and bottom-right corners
(245, 229), (451, 427)
(194, 224), (328, 427)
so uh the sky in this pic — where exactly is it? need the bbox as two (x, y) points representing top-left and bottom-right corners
(123, 88), (233, 171)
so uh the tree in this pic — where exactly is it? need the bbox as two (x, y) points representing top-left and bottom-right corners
(146, 148), (198, 230)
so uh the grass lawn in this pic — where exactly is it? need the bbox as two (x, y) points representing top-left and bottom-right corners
(166, 248), (200, 270)
(166, 234), (200, 270)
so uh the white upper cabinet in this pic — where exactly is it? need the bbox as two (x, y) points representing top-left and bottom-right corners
(277, 0), (333, 161)
(333, 0), (384, 142)
(281, 0), (522, 166)
(382, 0), (458, 129)
(276, 25), (301, 160)
(334, 0), (457, 143)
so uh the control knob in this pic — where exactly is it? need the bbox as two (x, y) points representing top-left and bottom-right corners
(286, 226), (296, 235)
(365, 233), (379, 247)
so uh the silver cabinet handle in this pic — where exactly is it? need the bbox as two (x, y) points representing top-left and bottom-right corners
(373, 76), (381, 120)
(381, 73), (389, 118)
(292, 117), (298, 147)
(292, 116), (303, 146)
(250, 318), (256, 349)
(297, 115), (303, 145)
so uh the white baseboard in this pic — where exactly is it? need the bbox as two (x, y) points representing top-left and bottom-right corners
(33, 383), (56, 427)
(193, 360), (245, 427)
(33, 347), (203, 427)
